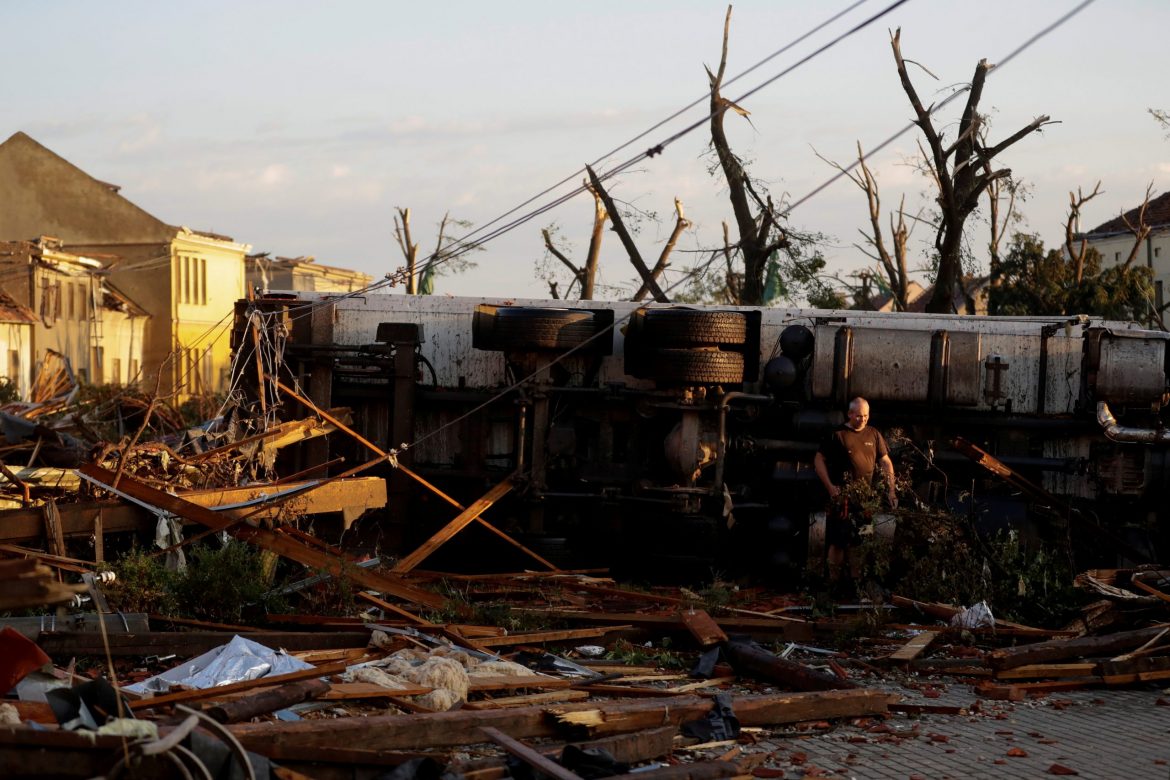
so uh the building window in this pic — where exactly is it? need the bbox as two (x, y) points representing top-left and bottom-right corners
(8, 350), (19, 385)
(129, 358), (140, 384)
(184, 256), (192, 304)
(112, 357), (122, 385)
(67, 282), (75, 320)
(200, 259), (208, 305)
(1156, 247), (1162, 259)
(1115, 252), (1121, 262)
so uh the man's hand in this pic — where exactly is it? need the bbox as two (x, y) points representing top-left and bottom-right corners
(887, 487), (898, 509)
(827, 484), (841, 499)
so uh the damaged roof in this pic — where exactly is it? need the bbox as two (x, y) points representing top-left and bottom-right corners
(0, 290), (37, 324)
(1087, 190), (1170, 236)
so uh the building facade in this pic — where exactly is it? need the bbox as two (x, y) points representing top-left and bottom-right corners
(246, 254), (373, 294)
(0, 131), (249, 397)
(1083, 191), (1170, 315)
(0, 238), (148, 387)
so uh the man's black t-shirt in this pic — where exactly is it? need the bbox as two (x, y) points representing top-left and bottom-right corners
(819, 425), (889, 486)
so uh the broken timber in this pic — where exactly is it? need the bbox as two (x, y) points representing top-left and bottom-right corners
(77, 464), (442, 609)
(392, 475), (517, 574)
(228, 690), (895, 752)
(274, 377), (559, 572)
(986, 624), (1170, 671)
(0, 477), (386, 544)
(723, 640), (854, 691)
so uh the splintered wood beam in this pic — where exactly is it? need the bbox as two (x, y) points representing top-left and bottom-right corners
(392, 475), (516, 574)
(77, 464), (443, 609)
(679, 608), (729, 648)
(472, 626), (631, 648)
(129, 662), (346, 712)
(480, 727), (585, 780)
(724, 640), (854, 691)
(986, 624), (1170, 671)
(888, 631), (938, 663)
(228, 690), (896, 752)
(0, 477), (386, 544)
(274, 377), (558, 572)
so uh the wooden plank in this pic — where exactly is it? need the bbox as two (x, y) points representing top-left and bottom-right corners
(469, 675), (575, 693)
(515, 609), (814, 641)
(666, 676), (736, 694)
(42, 499), (65, 561)
(320, 682), (434, 700)
(392, 475), (516, 574)
(995, 663), (1098, 680)
(480, 727), (585, 780)
(228, 689), (896, 752)
(986, 624), (1170, 670)
(575, 684), (681, 698)
(206, 679), (331, 723)
(975, 679), (1099, 701)
(38, 631), (370, 657)
(679, 609), (729, 648)
(888, 631), (938, 662)
(356, 591), (434, 626)
(463, 690), (590, 710)
(78, 464), (442, 609)
(474, 626), (632, 648)
(129, 661), (346, 711)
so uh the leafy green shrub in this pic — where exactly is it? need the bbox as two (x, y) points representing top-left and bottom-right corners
(856, 508), (1083, 627)
(172, 541), (286, 623)
(103, 546), (178, 615)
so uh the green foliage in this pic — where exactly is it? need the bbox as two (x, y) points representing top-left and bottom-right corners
(603, 638), (688, 670)
(990, 233), (1155, 321)
(674, 239), (835, 307)
(295, 566), (359, 617)
(855, 508), (1084, 627)
(172, 541), (287, 623)
(103, 546), (178, 616)
(423, 580), (560, 633)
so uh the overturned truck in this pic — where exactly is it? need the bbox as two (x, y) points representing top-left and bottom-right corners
(235, 294), (1170, 576)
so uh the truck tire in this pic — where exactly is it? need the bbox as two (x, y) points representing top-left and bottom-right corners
(494, 308), (597, 350)
(642, 309), (748, 347)
(651, 349), (745, 384)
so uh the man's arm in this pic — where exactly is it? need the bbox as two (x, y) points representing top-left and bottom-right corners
(879, 453), (897, 507)
(814, 451), (839, 498)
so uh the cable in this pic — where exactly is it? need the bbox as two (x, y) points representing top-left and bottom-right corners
(396, 0), (1099, 459)
(436, 0), (875, 258)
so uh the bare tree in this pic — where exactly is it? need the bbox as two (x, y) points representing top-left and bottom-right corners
(393, 207), (420, 294)
(1119, 182), (1155, 268)
(706, 6), (794, 305)
(633, 199), (691, 301)
(891, 28), (1052, 313)
(983, 149), (1025, 288)
(541, 182), (608, 300)
(818, 143), (915, 311)
(585, 165), (670, 302)
(394, 209), (477, 294)
(1063, 182), (1102, 284)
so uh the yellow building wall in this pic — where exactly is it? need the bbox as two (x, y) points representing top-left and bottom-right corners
(170, 235), (246, 397)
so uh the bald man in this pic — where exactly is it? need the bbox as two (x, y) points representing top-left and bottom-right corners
(813, 397), (897, 584)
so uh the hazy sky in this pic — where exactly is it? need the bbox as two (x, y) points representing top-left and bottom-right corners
(4, 0), (1167, 301)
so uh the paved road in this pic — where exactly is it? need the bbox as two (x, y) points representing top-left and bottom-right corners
(707, 683), (1170, 779)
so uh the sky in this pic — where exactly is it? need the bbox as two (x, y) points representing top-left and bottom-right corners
(4, 0), (1168, 302)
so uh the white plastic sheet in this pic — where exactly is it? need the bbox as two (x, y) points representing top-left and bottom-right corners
(124, 635), (314, 695)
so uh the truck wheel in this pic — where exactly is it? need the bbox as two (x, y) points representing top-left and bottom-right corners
(642, 309), (748, 347)
(494, 308), (598, 350)
(651, 349), (745, 384)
